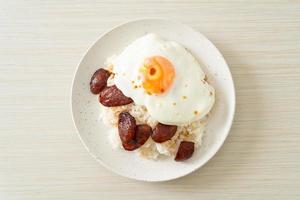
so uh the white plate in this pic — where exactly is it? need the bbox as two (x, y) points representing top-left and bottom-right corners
(71, 19), (235, 181)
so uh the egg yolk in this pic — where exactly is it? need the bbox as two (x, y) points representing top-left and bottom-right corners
(140, 56), (175, 94)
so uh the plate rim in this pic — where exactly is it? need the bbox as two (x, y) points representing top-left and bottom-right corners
(70, 18), (236, 182)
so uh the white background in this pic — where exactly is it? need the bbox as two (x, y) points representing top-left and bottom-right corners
(0, 0), (299, 199)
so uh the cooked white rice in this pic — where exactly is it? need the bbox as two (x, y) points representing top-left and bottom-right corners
(99, 61), (207, 160)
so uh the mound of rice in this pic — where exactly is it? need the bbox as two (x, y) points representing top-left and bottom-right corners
(99, 61), (207, 160)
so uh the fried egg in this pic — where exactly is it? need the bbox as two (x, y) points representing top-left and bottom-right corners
(112, 34), (215, 125)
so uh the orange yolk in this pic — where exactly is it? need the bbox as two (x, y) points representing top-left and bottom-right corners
(140, 56), (175, 94)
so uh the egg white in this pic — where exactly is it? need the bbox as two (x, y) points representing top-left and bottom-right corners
(112, 34), (215, 125)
